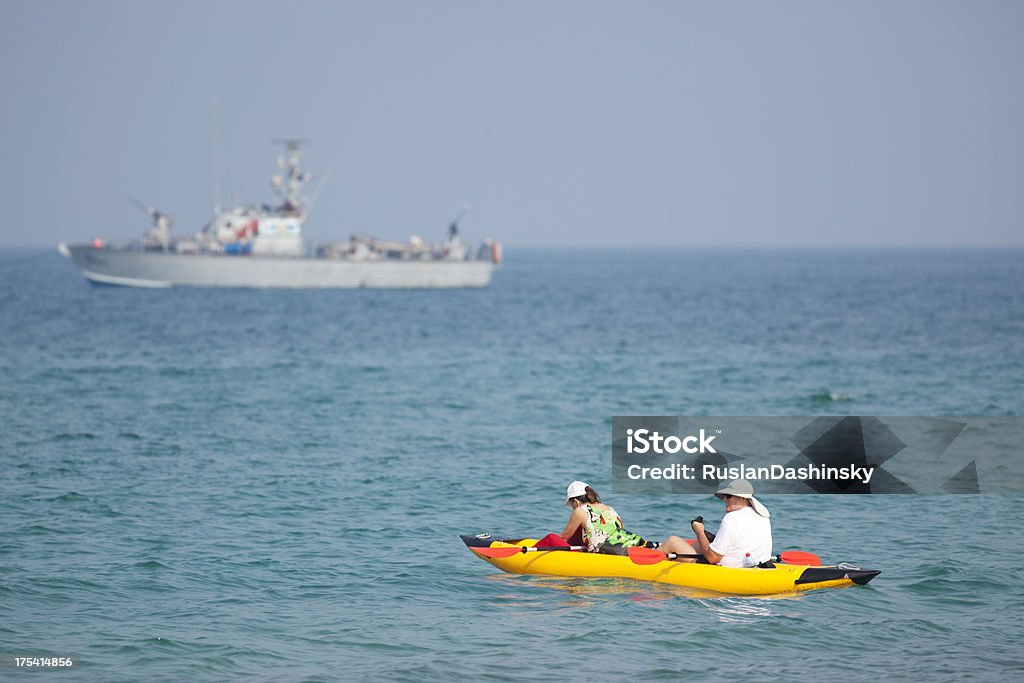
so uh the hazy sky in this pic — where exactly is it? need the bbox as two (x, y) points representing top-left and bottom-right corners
(1, 1), (1021, 247)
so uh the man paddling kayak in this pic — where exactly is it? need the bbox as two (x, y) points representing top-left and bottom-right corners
(691, 479), (773, 567)
(560, 481), (698, 557)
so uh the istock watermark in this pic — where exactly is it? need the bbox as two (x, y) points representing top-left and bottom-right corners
(625, 428), (718, 455)
(612, 416), (1024, 494)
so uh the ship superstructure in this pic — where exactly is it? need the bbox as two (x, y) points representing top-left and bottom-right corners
(60, 141), (500, 289)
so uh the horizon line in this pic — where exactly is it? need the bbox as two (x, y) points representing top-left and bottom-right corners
(4, 242), (1024, 251)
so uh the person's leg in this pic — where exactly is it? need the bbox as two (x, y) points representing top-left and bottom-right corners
(659, 535), (700, 561)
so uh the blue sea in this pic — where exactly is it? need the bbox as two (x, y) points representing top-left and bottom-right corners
(1, 247), (1023, 681)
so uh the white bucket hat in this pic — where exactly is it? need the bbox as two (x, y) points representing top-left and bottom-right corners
(565, 480), (588, 507)
(715, 478), (770, 517)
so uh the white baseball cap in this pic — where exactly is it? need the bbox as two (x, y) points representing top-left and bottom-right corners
(565, 480), (588, 507)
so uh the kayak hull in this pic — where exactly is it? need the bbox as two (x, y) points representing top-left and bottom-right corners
(461, 534), (879, 596)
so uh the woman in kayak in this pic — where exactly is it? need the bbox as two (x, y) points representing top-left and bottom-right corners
(559, 480), (698, 557)
(690, 478), (773, 567)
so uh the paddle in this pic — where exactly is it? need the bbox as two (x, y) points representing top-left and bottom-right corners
(473, 545), (585, 558)
(627, 546), (822, 566)
(771, 550), (821, 565)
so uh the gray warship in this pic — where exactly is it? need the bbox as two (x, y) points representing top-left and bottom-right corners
(59, 141), (501, 288)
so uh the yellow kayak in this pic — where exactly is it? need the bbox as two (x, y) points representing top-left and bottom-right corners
(461, 534), (880, 596)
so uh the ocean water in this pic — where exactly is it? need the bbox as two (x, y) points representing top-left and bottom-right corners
(1, 247), (1023, 681)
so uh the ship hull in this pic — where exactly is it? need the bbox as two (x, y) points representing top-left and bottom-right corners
(63, 245), (495, 289)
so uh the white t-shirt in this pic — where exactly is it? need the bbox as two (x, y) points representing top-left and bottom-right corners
(709, 506), (773, 567)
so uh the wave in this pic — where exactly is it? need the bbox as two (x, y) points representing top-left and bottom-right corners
(808, 389), (855, 403)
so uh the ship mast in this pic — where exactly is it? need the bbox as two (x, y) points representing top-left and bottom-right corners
(271, 139), (311, 216)
(212, 98), (223, 214)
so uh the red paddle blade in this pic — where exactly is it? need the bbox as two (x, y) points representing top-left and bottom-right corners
(472, 546), (523, 558)
(778, 550), (821, 566)
(627, 547), (669, 565)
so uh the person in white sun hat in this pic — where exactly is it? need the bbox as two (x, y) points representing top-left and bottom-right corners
(690, 479), (773, 567)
